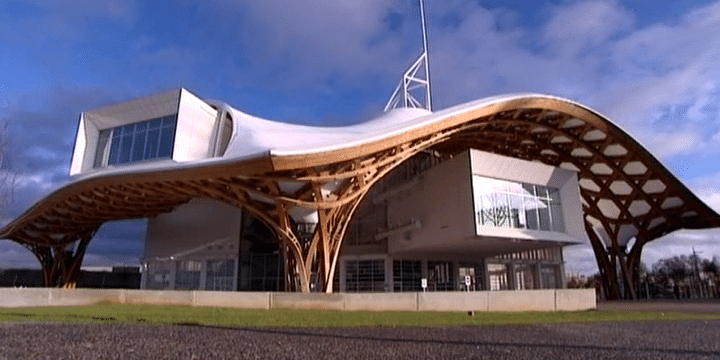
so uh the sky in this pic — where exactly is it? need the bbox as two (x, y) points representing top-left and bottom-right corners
(1, 0), (720, 275)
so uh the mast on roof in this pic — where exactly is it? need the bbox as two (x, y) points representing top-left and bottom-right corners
(384, 0), (433, 112)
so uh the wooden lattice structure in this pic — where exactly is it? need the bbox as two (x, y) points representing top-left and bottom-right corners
(2, 95), (719, 297)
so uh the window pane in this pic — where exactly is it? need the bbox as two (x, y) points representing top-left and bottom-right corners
(536, 185), (549, 199)
(96, 115), (177, 168)
(158, 126), (174, 158)
(428, 261), (454, 291)
(509, 194), (525, 228)
(522, 183), (535, 197)
(538, 198), (551, 231)
(175, 260), (201, 290)
(132, 131), (146, 162)
(145, 129), (159, 159)
(205, 259), (235, 291)
(148, 118), (162, 129)
(525, 197), (539, 230)
(507, 181), (523, 194)
(118, 134), (133, 164)
(94, 129), (111, 168)
(393, 260), (422, 292)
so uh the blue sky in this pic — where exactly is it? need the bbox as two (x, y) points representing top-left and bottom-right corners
(1, 0), (720, 274)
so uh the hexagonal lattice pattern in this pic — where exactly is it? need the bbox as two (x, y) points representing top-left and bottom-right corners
(628, 200), (651, 216)
(590, 163), (613, 175)
(642, 180), (666, 194)
(603, 144), (628, 157)
(661, 197), (684, 209)
(597, 199), (621, 219)
(623, 161), (648, 176)
(609, 180), (633, 196)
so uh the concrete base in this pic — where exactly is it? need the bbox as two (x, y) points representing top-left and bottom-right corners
(0, 288), (596, 312)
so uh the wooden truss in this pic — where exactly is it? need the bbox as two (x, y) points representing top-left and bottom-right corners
(2, 96), (719, 297)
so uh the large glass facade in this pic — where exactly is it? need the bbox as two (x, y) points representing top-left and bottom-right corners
(473, 175), (564, 232)
(94, 114), (177, 168)
(345, 259), (385, 292)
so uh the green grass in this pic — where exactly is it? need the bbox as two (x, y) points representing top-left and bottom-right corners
(1, 304), (719, 327)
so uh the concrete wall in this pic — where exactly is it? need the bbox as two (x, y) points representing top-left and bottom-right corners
(387, 152), (475, 254)
(0, 288), (595, 312)
(144, 199), (242, 260)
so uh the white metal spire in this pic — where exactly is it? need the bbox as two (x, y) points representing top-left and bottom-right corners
(384, 0), (433, 112)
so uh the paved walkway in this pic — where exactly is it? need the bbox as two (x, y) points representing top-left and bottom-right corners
(598, 300), (720, 313)
(1, 320), (720, 359)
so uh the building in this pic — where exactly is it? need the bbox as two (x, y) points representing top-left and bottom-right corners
(2, 88), (719, 298)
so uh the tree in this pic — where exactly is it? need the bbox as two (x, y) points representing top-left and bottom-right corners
(648, 254), (720, 299)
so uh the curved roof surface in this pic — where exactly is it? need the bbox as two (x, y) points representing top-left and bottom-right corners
(2, 93), (719, 250)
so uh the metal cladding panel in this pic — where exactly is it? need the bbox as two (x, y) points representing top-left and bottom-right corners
(172, 89), (218, 162)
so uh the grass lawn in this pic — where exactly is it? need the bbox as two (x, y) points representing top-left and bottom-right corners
(1, 304), (719, 327)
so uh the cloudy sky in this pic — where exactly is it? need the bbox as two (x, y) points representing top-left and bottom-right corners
(1, 0), (720, 274)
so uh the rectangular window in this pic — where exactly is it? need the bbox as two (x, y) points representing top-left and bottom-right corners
(345, 259), (385, 292)
(205, 259), (235, 291)
(514, 264), (536, 290)
(393, 260), (422, 292)
(94, 114), (177, 168)
(458, 263), (483, 291)
(487, 263), (509, 291)
(175, 260), (201, 290)
(145, 261), (172, 290)
(427, 261), (454, 291)
(473, 176), (564, 233)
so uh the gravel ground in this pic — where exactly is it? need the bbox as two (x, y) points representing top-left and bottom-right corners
(1, 320), (719, 360)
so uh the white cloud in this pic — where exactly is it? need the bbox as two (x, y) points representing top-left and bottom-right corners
(564, 244), (599, 275)
(542, 0), (635, 56)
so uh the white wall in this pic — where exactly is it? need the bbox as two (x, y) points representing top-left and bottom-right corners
(173, 89), (218, 161)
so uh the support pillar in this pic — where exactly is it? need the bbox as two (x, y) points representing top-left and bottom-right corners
(26, 228), (97, 288)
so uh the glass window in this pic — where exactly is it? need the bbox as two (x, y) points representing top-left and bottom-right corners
(428, 261), (454, 291)
(514, 264), (536, 290)
(487, 263), (509, 291)
(175, 260), (201, 290)
(473, 175), (564, 233)
(93, 130), (111, 168)
(94, 114), (177, 168)
(205, 259), (235, 291)
(345, 259), (385, 292)
(458, 263), (483, 291)
(145, 261), (172, 290)
(540, 265), (559, 289)
(393, 260), (422, 292)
